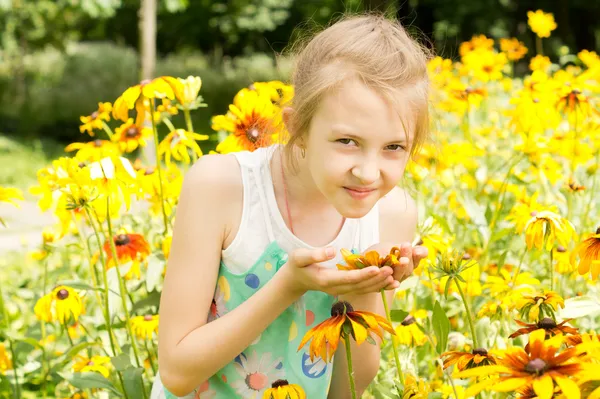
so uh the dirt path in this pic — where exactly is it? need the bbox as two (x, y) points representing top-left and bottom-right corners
(0, 199), (55, 254)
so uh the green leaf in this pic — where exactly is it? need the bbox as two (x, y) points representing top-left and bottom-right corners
(432, 301), (450, 354)
(67, 372), (122, 396)
(444, 277), (453, 299)
(123, 367), (145, 399)
(390, 309), (409, 323)
(146, 255), (165, 293)
(366, 335), (377, 346)
(428, 393), (443, 399)
(111, 353), (132, 372)
(131, 290), (161, 315)
(3, 331), (43, 350)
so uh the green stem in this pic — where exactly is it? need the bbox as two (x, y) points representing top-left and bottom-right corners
(582, 151), (600, 233)
(101, 121), (114, 140)
(0, 282), (20, 399)
(162, 118), (176, 132)
(455, 282), (478, 349)
(511, 247), (528, 287)
(184, 109), (194, 133)
(536, 36), (543, 56)
(380, 290), (404, 385)
(144, 338), (157, 375)
(105, 200), (149, 399)
(344, 335), (357, 399)
(63, 320), (75, 348)
(149, 99), (169, 235)
(549, 249), (554, 291)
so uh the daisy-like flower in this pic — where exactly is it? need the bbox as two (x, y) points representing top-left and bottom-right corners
(176, 76), (205, 110)
(157, 129), (209, 166)
(575, 227), (600, 279)
(430, 249), (478, 298)
(395, 311), (427, 346)
(262, 379), (306, 399)
(336, 247), (400, 271)
(72, 355), (111, 378)
(553, 245), (577, 274)
(250, 81), (294, 107)
(101, 232), (151, 280)
(112, 119), (152, 153)
(79, 102), (112, 136)
(500, 38), (528, 61)
(527, 10), (557, 38)
(0, 186), (23, 227)
(524, 210), (576, 251)
(0, 342), (12, 374)
(461, 48), (507, 83)
(130, 315), (159, 340)
(517, 290), (564, 322)
(34, 285), (85, 324)
(556, 88), (592, 117)
(441, 347), (496, 371)
(458, 34), (495, 57)
(530, 55), (552, 72)
(231, 351), (284, 397)
(65, 140), (121, 163)
(212, 88), (283, 154)
(113, 76), (183, 126)
(456, 329), (585, 398)
(565, 332), (600, 348)
(297, 301), (395, 363)
(401, 374), (432, 399)
(509, 318), (578, 340)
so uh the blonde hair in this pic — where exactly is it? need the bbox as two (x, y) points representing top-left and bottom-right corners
(283, 13), (432, 167)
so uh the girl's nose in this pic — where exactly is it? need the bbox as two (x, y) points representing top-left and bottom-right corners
(351, 159), (380, 185)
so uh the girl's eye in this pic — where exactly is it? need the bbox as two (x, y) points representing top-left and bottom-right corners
(386, 144), (406, 151)
(337, 138), (357, 146)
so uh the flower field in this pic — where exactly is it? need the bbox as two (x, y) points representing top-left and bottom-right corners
(0, 10), (599, 399)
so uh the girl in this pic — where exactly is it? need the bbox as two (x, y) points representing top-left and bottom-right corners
(153, 13), (431, 399)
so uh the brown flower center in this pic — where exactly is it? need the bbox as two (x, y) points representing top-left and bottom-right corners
(57, 288), (69, 300)
(91, 111), (99, 120)
(596, 226), (600, 235)
(462, 253), (472, 260)
(556, 245), (567, 253)
(78, 162), (87, 169)
(472, 348), (488, 356)
(245, 127), (261, 143)
(401, 315), (416, 326)
(538, 317), (557, 329)
(144, 167), (155, 175)
(94, 140), (103, 147)
(87, 361), (94, 366)
(530, 211), (538, 217)
(126, 127), (140, 138)
(416, 238), (424, 246)
(115, 234), (131, 246)
(331, 301), (353, 317)
(144, 315), (154, 321)
(271, 379), (289, 388)
(525, 358), (547, 375)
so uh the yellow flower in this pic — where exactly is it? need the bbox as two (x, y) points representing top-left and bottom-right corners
(65, 139), (121, 162)
(576, 227), (600, 280)
(262, 379), (306, 399)
(527, 10), (557, 38)
(0, 186), (24, 207)
(130, 315), (159, 340)
(553, 245), (577, 274)
(578, 50), (600, 68)
(113, 76), (183, 125)
(212, 88), (283, 153)
(441, 348), (496, 371)
(297, 301), (394, 363)
(524, 210), (576, 251)
(456, 329), (587, 399)
(34, 285), (85, 324)
(112, 119), (153, 153)
(500, 38), (528, 61)
(402, 374), (431, 399)
(250, 81), (294, 107)
(516, 290), (564, 322)
(88, 156), (137, 215)
(529, 55), (552, 72)
(395, 311), (427, 346)
(176, 76), (205, 110)
(461, 49), (507, 82)
(336, 247), (400, 271)
(459, 34), (495, 57)
(72, 355), (111, 378)
(157, 129), (209, 166)
(0, 342), (12, 374)
(79, 102), (112, 136)
(506, 192), (558, 234)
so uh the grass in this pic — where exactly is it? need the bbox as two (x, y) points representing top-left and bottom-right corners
(0, 134), (66, 192)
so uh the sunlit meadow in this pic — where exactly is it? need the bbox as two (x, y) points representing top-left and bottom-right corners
(1, 10), (599, 399)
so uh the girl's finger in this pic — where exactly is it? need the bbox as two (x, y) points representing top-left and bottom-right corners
(290, 246), (335, 268)
(347, 269), (391, 290)
(317, 266), (380, 289)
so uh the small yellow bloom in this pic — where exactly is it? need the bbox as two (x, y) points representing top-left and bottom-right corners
(34, 285), (85, 324)
(524, 210), (576, 251)
(578, 50), (600, 68)
(576, 227), (600, 280)
(395, 312), (427, 346)
(0, 342), (12, 374)
(65, 139), (121, 163)
(0, 186), (24, 207)
(175, 76), (204, 110)
(402, 374), (431, 399)
(79, 102), (112, 136)
(262, 379), (306, 399)
(527, 10), (557, 38)
(157, 129), (209, 166)
(112, 119), (153, 153)
(529, 55), (552, 72)
(72, 355), (111, 378)
(130, 315), (159, 340)
(500, 38), (528, 61)
(516, 290), (564, 321)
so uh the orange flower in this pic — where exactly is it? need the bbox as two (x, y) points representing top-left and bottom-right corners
(509, 318), (578, 340)
(297, 301), (394, 363)
(102, 232), (151, 279)
(441, 348), (496, 371)
(336, 247), (400, 270)
(576, 227), (600, 279)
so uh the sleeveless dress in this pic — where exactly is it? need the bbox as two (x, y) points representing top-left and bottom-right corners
(150, 145), (380, 399)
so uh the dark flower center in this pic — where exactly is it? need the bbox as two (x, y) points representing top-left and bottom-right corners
(472, 348), (488, 356)
(462, 253), (472, 260)
(57, 288), (69, 300)
(126, 127), (140, 138)
(530, 211), (538, 217)
(91, 111), (99, 120)
(115, 234), (131, 246)
(78, 162), (87, 168)
(416, 238), (424, 246)
(401, 315), (416, 326)
(596, 226), (600, 235)
(94, 140), (103, 147)
(87, 361), (94, 366)
(331, 301), (353, 317)
(524, 358), (547, 375)
(144, 315), (153, 321)
(556, 245), (567, 253)
(144, 167), (155, 175)
(245, 127), (261, 143)
(271, 379), (289, 388)
(572, 89), (581, 95)
(538, 317), (557, 329)
(533, 98), (540, 103)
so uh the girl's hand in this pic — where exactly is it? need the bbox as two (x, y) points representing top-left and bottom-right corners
(279, 247), (397, 297)
(363, 242), (429, 286)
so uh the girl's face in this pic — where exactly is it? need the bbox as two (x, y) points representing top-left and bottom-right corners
(302, 79), (415, 219)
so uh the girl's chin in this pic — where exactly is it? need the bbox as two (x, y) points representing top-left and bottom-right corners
(335, 200), (377, 219)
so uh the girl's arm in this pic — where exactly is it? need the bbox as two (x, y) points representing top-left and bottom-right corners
(327, 187), (419, 398)
(157, 155), (304, 396)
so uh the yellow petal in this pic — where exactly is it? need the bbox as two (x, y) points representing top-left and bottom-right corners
(532, 375), (554, 399)
(348, 316), (368, 345)
(464, 377), (498, 397)
(493, 378), (530, 392)
(554, 376), (579, 399)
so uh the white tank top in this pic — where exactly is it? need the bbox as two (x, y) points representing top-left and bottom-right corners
(221, 145), (380, 274)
